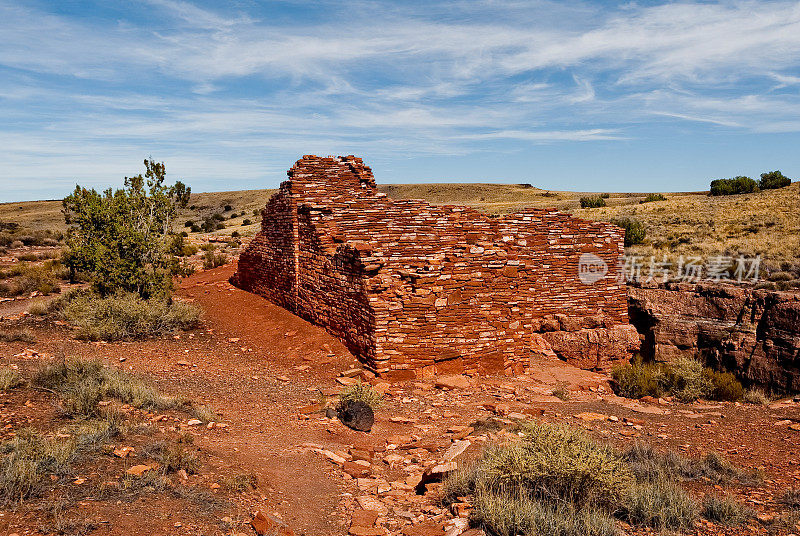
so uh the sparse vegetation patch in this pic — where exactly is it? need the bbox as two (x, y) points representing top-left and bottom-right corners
(622, 441), (760, 486)
(33, 358), (184, 416)
(701, 494), (752, 525)
(611, 356), (744, 402)
(0, 261), (65, 298)
(338, 381), (382, 411)
(0, 368), (25, 391)
(641, 193), (666, 203)
(141, 438), (199, 474)
(53, 289), (200, 341)
(202, 249), (228, 269)
(580, 196), (607, 208)
(0, 328), (35, 343)
(445, 420), (762, 536)
(743, 387), (771, 405)
(623, 478), (698, 530)
(0, 428), (76, 503)
(610, 218), (646, 247)
(444, 422), (632, 536)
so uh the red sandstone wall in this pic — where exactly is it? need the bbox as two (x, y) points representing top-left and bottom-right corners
(233, 155), (635, 375)
(234, 186), (297, 311)
(322, 200), (628, 375)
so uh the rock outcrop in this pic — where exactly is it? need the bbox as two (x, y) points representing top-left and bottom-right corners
(628, 282), (800, 391)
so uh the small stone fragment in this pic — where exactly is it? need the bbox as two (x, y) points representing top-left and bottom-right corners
(355, 496), (389, 516)
(126, 465), (152, 477)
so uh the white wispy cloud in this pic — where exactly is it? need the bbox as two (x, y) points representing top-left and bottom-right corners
(2, 0), (800, 200)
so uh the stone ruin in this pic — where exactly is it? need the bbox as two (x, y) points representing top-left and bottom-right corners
(231, 155), (639, 379)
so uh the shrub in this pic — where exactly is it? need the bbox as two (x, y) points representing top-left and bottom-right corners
(759, 171), (791, 190)
(338, 381), (382, 411)
(710, 176), (758, 196)
(622, 442), (758, 486)
(702, 494), (751, 525)
(780, 488), (800, 509)
(27, 301), (48, 316)
(0, 262), (62, 298)
(242, 219), (252, 226)
(600, 193), (610, 199)
(62, 159), (191, 298)
(610, 218), (646, 247)
(0, 369), (24, 390)
(768, 271), (794, 282)
(219, 473), (258, 493)
(181, 243), (199, 257)
(17, 253), (38, 262)
(743, 388), (770, 405)
(170, 234), (198, 257)
(190, 224), (201, 233)
(230, 231), (240, 238)
(446, 422), (635, 536)
(223, 204), (232, 212)
(33, 357), (184, 416)
(189, 404), (218, 424)
(666, 356), (714, 402)
(623, 442), (688, 483)
(612, 357), (743, 402)
(580, 196), (606, 208)
(0, 329), (35, 343)
(486, 422), (633, 509)
(703, 369), (744, 401)
(184, 220), (195, 227)
(551, 382), (570, 401)
(55, 290), (200, 341)
(470, 491), (618, 536)
(623, 478), (698, 530)
(175, 260), (196, 277)
(202, 251), (227, 270)
(141, 440), (199, 474)
(200, 217), (224, 232)
(0, 428), (76, 503)
(641, 193), (666, 203)
(611, 358), (668, 399)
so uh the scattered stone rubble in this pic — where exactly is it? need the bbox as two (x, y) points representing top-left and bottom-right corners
(233, 155), (638, 377)
(285, 365), (800, 536)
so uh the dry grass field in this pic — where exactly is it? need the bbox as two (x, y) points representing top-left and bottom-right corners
(2, 182), (798, 268)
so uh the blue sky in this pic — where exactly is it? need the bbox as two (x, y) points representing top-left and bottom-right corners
(2, 0), (800, 202)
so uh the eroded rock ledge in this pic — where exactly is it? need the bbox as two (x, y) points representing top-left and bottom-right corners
(628, 281), (800, 392)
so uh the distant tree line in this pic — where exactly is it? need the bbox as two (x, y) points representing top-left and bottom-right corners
(710, 171), (792, 196)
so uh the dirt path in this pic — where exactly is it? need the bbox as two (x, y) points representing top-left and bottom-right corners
(167, 264), (372, 535)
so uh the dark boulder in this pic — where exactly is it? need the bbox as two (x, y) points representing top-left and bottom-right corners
(338, 400), (374, 432)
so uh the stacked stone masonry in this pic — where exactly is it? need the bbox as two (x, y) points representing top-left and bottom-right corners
(232, 155), (639, 377)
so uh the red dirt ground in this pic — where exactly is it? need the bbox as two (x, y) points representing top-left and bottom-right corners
(1, 263), (799, 535)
